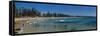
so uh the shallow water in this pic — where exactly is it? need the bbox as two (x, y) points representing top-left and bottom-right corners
(16, 17), (96, 34)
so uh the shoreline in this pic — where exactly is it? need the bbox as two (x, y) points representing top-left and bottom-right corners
(14, 17), (96, 32)
(15, 17), (84, 20)
(15, 17), (82, 31)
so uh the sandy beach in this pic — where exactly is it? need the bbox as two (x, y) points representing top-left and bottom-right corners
(14, 17), (96, 34)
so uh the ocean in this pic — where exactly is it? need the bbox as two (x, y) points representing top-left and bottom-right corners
(17, 17), (96, 34)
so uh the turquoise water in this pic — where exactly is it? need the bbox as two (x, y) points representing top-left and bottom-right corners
(18, 17), (96, 33)
(30, 17), (96, 26)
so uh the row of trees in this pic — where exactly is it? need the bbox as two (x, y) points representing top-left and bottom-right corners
(15, 7), (71, 17)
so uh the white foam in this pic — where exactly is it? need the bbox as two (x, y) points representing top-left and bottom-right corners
(59, 20), (65, 22)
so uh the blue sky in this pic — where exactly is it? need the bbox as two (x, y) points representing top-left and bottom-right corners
(15, 2), (96, 16)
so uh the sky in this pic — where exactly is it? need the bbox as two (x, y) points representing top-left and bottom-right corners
(15, 2), (96, 16)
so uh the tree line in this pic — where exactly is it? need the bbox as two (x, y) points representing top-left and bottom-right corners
(15, 7), (71, 17)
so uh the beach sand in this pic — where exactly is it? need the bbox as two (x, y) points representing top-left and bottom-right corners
(14, 17), (96, 34)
